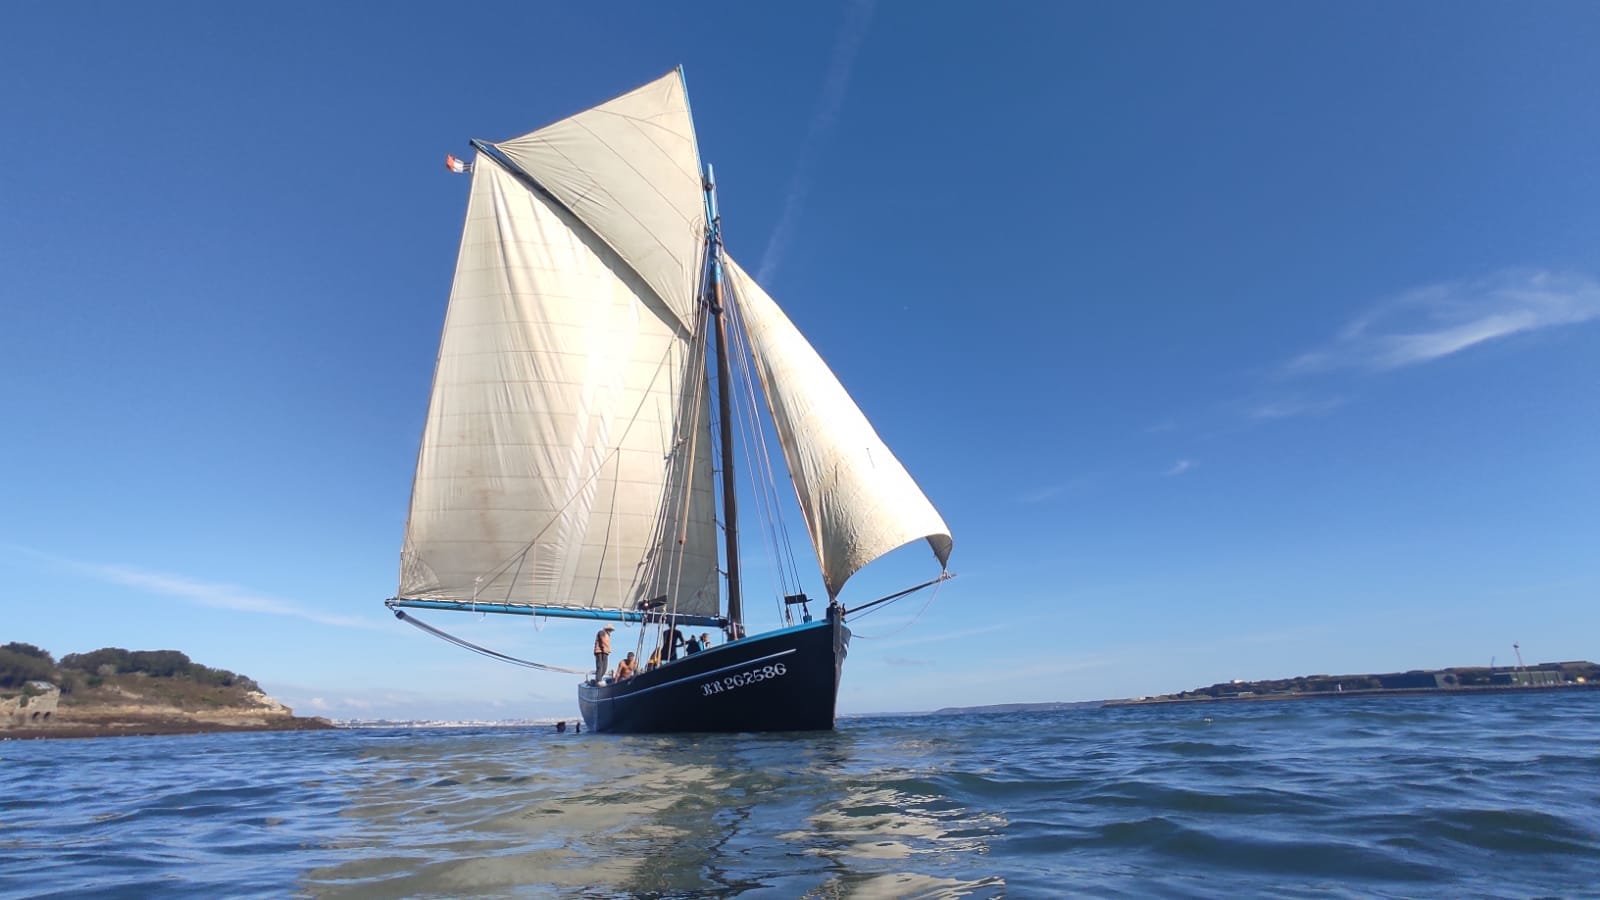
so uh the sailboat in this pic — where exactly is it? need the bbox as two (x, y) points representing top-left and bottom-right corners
(385, 69), (952, 734)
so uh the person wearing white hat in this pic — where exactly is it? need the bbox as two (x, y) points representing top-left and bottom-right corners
(593, 624), (615, 684)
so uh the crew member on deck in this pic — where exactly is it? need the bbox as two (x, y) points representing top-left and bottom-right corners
(616, 652), (638, 680)
(685, 634), (702, 655)
(593, 624), (614, 683)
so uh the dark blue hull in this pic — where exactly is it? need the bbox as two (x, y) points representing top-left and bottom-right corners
(577, 616), (850, 733)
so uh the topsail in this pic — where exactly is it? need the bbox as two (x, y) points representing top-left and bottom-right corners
(495, 72), (707, 328)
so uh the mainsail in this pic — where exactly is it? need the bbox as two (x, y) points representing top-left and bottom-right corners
(724, 256), (953, 599)
(399, 72), (719, 618)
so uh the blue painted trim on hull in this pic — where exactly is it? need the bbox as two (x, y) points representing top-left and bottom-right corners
(385, 598), (726, 628)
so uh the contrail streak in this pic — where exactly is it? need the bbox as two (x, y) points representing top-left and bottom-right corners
(758, 0), (876, 283)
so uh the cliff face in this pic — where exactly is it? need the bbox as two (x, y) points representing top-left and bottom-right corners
(1, 676), (333, 740)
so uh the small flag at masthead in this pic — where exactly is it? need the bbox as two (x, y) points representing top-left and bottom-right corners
(445, 154), (472, 174)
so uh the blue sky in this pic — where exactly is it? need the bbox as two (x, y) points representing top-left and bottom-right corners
(4, 2), (1597, 721)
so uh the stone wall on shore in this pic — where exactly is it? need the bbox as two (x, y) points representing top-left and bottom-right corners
(1, 682), (61, 727)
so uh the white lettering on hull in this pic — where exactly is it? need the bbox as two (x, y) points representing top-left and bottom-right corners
(701, 662), (788, 696)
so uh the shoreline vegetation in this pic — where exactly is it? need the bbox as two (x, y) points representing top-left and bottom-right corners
(932, 661), (1599, 715)
(1, 642), (333, 741)
(1107, 659), (1599, 706)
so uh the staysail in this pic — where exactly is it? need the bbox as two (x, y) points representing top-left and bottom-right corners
(723, 256), (953, 599)
(399, 73), (720, 618)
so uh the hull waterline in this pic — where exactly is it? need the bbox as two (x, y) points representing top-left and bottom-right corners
(578, 615), (850, 734)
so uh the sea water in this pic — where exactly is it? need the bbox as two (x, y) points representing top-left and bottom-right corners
(2, 691), (1597, 897)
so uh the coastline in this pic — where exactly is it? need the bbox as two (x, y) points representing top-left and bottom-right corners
(1107, 681), (1600, 707)
(2, 714), (336, 741)
(1, 648), (336, 741)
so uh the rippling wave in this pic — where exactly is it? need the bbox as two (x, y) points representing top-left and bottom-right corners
(3, 692), (1597, 897)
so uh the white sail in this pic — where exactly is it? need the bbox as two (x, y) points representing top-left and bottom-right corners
(723, 256), (953, 599)
(398, 152), (720, 617)
(495, 69), (706, 330)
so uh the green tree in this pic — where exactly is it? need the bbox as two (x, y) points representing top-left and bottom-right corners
(2, 642), (55, 665)
(56, 646), (261, 691)
(129, 650), (191, 677)
(62, 648), (133, 673)
(0, 647), (57, 689)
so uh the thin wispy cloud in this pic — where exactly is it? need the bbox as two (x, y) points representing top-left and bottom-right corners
(1288, 269), (1600, 375)
(1214, 624), (1334, 648)
(1020, 484), (1067, 504)
(866, 622), (1006, 650)
(3, 544), (377, 630)
(958, 655), (1113, 687)
(1246, 395), (1348, 421)
(1164, 459), (1195, 477)
(757, 0), (876, 282)
(1017, 473), (1100, 504)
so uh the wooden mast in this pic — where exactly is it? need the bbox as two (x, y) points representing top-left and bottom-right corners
(703, 164), (743, 632)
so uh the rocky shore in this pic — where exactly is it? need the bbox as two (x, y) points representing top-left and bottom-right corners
(3, 681), (334, 741)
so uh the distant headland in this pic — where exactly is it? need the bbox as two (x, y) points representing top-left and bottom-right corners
(1, 642), (333, 740)
(1110, 659), (1599, 706)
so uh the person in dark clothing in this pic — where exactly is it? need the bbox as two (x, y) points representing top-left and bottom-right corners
(685, 634), (702, 655)
(661, 627), (685, 662)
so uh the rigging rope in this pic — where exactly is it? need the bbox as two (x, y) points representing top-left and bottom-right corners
(392, 609), (589, 675)
(846, 573), (953, 639)
(720, 272), (808, 625)
(660, 295), (715, 648)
